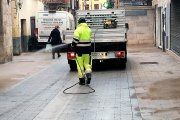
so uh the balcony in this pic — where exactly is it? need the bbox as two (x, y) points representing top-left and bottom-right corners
(43, 0), (70, 10)
(120, 0), (152, 6)
(42, 0), (69, 4)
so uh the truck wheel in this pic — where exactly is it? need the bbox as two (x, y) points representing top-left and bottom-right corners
(117, 61), (126, 69)
(120, 63), (126, 69)
(69, 63), (77, 71)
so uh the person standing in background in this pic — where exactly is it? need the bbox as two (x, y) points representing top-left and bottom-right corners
(48, 25), (62, 59)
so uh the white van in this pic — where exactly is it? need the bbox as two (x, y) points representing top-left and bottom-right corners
(34, 10), (75, 46)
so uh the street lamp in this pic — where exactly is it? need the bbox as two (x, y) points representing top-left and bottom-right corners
(17, 0), (23, 9)
(7, 0), (10, 5)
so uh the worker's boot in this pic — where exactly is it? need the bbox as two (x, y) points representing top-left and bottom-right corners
(57, 53), (61, 58)
(79, 78), (85, 85)
(86, 73), (91, 84)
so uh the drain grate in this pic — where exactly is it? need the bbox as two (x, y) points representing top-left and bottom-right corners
(140, 62), (158, 64)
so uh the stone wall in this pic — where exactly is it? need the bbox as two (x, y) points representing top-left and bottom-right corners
(12, 1), (21, 55)
(0, 0), (13, 63)
(152, 0), (171, 7)
(125, 6), (155, 45)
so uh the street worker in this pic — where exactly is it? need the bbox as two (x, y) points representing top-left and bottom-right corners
(48, 25), (62, 59)
(71, 17), (92, 85)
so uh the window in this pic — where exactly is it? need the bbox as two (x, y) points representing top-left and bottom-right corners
(85, 4), (89, 10)
(120, 0), (152, 6)
(94, 4), (99, 9)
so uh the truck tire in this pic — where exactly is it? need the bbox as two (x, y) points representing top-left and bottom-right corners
(115, 59), (126, 69)
(69, 63), (77, 71)
(120, 63), (126, 69)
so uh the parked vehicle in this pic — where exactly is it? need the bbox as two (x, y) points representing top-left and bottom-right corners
(63, 8), (129, 70)
(29, 10), (75, 49)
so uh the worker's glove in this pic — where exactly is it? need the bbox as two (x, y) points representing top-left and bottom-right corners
(71, 42), (77, 47)
(70, 45), (76, 52)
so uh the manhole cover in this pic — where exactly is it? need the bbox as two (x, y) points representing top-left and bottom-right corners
(140, 62), (158, 64)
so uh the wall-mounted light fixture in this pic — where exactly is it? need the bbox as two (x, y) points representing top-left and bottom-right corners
(7, 0), (23, 9)
(17, 0), (23, 9)
(7, 0), (11, 5)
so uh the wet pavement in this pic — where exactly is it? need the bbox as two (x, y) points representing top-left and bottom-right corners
(0, 51), (56, 92)
(128, 45), (180, 119)
(0, 44), (180, 120)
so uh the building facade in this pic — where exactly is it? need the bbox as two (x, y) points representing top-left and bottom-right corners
(153, 0), (180, 56)
(0, 0), (13, 63)
(43, 0), (70, 10)
(0, 0), (75, 63)
(18, 0), (44, 52)
(79, 0), (106, 10)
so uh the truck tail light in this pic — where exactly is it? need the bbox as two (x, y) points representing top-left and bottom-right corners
(67, 52), (76, 59)
(34, 28), (38, 40)
(115, 51), (125, 58)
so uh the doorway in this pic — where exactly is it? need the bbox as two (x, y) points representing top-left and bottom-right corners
(155, 7), (162, 48)
(21, 19), (28, 52)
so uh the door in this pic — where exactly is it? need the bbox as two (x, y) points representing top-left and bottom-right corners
(162, 9), (166, 52)
(170, 0), (180, 56)
(21, 19), (28, 52)
(155, 7), (161, 47)
(30, 17), (35, 36)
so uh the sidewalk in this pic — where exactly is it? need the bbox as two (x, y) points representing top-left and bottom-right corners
(127, 44), (180, 119)
(0, 51), (57, 92)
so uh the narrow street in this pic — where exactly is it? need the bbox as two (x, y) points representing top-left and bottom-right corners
(0, 48), (141, 120)
(0, 45), (179, 120)
(1, 0), (180, 120)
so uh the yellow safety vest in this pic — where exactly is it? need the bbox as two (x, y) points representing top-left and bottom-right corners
(73, 23), (92, 47)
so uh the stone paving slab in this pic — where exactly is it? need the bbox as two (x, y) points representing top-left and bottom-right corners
(33, 62), (142, 120)
(0, 52), (56, 92)
(128, 45), (180, 120)
(0, 51), (142, 120)
(1, 45), (179, 120)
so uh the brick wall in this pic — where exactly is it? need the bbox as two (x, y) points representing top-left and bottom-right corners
(152, 0), (171, 7)
(125, 6), (155, 45)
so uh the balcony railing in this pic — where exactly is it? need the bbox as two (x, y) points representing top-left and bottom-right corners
(120, 0), (152, 6)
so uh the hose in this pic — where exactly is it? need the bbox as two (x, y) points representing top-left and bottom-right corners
(63, 82), (95, 94)
(63, 53), (95, 94)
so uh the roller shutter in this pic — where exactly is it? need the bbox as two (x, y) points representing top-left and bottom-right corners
(170, 0), (180, 56)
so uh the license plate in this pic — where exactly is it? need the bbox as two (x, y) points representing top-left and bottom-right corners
(91, 52), (107, 59)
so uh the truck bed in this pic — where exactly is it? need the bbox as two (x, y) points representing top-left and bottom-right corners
(63, 28), (127, 44)
(64, 8), (128, 70)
